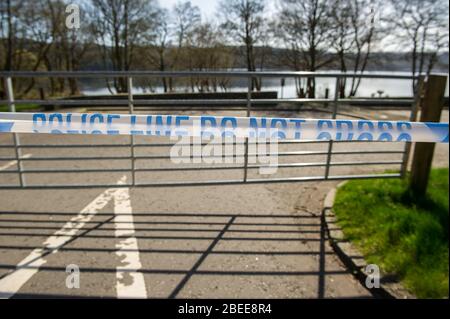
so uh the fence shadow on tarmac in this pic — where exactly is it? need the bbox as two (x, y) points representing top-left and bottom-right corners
(0, 210), (371, 299)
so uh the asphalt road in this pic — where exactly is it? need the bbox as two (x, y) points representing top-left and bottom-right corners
(0, 108), (447, 298)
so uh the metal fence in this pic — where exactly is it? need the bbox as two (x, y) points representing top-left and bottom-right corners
(0, 71), (428, 189)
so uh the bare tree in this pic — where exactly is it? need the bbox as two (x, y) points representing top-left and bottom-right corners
(387, 0), (449, 93)
(14, 0), (93, 97)
(0, 0), (20, 97)
(329, 0), (354, 97)
(61, 2), (93, 95)
(15, 0), (57, 97)
(275, 0), (334, 98)
(217, 0), (266, 91)
(1, 0), (14, 72)
(184, 22), (234, 92)
(330, 0), (378, 97)
(173, 1), (201, 50)
(425, 28), (449, 75)
(169, 1), (201, 90)
(145, 8), (172, 92)
(91, 0), (159, 93)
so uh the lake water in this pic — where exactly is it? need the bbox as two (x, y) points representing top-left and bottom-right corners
(80, 71), (449, 98)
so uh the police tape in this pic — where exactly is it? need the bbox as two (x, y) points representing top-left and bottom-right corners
(0, 112), (448, 143)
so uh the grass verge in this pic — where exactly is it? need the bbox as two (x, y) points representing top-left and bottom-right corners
(333, 168), (449, 298)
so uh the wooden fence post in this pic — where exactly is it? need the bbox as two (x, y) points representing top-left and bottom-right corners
(409, 75), (447, 197)
(401, 76), (425, 178)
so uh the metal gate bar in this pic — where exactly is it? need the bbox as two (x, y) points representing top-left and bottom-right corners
(0, 71), (428, 189)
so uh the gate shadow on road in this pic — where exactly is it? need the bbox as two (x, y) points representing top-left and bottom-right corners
(0, 210), (370, 298)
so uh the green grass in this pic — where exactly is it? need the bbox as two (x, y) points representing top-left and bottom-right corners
(0, 103), (41, 112)
(333, 168), (449, 298)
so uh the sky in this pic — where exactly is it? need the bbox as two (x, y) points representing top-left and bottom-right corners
(158, 0), (391, 49)
(157, 0), (447, 52)
(160, 0), (219, 20)
(159, 0), (277, 20)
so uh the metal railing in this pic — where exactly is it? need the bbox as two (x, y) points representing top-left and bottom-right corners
(0, 71), (428, 189)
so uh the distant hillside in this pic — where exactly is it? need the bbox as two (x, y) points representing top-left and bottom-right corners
(238, 47), (449, 73)
(1, 38), (448, 73)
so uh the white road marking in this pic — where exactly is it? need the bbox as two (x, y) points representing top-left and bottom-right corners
(0, 153), (32, 171)
(114, 179), (147, 298)
(0, 176), (127, 299)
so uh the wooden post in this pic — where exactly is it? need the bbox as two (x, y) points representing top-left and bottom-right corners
(401, 76), (425, 178)
(410, 75), (447, 197)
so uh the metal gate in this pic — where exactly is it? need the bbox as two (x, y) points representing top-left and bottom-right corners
(0, 71), (424, 189)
